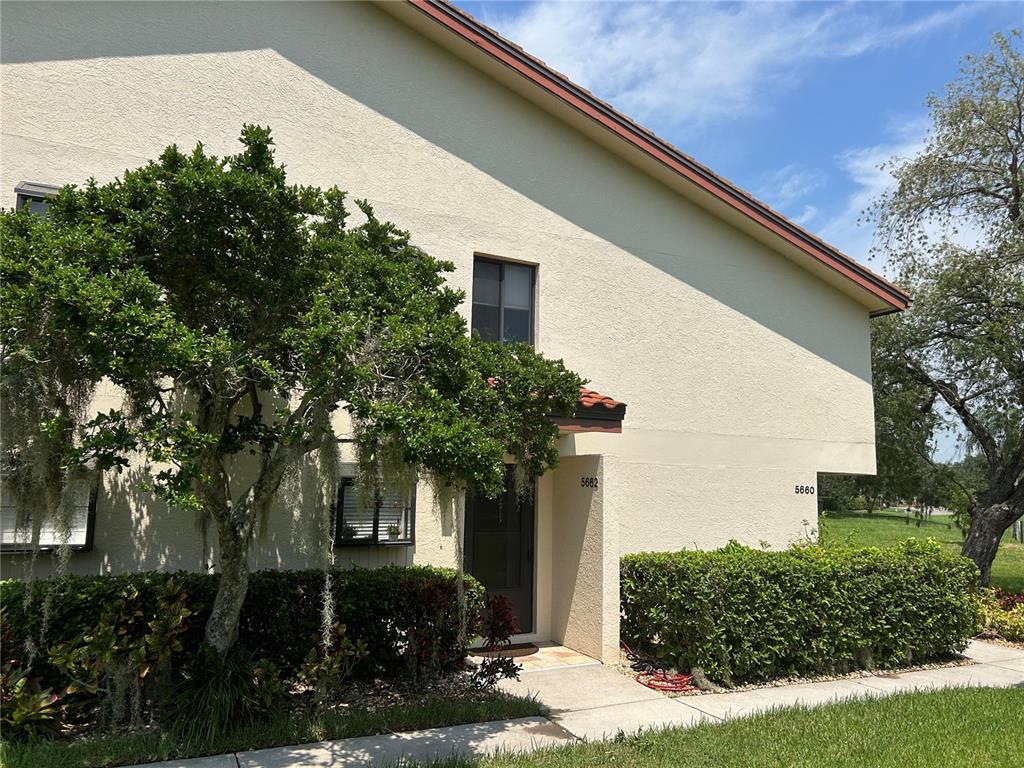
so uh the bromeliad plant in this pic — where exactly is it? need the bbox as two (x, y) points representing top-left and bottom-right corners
(0, 664), (64, 741)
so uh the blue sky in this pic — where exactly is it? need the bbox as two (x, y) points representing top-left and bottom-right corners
(458, 0), (1019, 274)
(458, 1), (1020, 461)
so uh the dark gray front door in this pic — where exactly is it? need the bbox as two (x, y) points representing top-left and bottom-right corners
(464, 468), (535, 634)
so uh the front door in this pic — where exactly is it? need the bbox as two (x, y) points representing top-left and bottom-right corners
(464, 468), (535, 634)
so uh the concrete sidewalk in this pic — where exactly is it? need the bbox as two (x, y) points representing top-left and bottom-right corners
(130, 640), (1024, 768)
(497, 639), (1024, 741)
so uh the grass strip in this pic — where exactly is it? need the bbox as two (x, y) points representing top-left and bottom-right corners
(0, 690), (543, 768)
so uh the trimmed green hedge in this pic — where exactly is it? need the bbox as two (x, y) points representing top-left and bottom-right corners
(621, 539), (981, 685)
(1, 565), (484, 685)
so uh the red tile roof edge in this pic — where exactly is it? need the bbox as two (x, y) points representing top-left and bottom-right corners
(578, 386), (625, 410)
(487, 378), (625, 414)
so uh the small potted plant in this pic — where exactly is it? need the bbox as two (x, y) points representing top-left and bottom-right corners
(386, 524), (401, 541)
(341, 524), (358, 540)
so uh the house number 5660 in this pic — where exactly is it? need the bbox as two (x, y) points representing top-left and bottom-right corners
(794, 485), (815, 495)
(581, 477), (599, 488)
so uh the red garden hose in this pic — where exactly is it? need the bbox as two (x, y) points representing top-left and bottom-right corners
(622, 641), (700, 693)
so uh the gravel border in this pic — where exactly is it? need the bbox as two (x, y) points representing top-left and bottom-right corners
(612, 649), (976, 698)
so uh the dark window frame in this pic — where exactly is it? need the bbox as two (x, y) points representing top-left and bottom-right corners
(471, 256), (536, 345)
(14, 181), (60, 214)
(0, 481), (98, 554)
(334, 477), (416, 547)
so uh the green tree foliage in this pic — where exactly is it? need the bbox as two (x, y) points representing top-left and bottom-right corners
(0, 126), (583, 654)
(870, 31), (1024, 583)
(0, 209), (179, 578)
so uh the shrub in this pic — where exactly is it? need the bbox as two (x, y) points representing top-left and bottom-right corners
(471, 595), (521, 689)
(1, 565), (484, 692)
(0, 665), (64, 741)
(297, 623), (368, 703)
(980, 589), (1024, 643)
(46, 577), (193, 727)
(990, 588), (1024, 611)
(621, 539), (981, 686)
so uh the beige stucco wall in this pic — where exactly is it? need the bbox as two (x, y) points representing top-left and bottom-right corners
(550, 456), (619, 662)
(1, 1), (876, 647)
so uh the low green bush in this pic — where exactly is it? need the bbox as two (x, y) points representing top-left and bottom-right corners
(1, 565), (484, 691)
(621, 539), (981, 686)
(979, 588), (1024, 642)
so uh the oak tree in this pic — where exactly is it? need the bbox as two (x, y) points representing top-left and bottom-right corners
(0, 127), (584, 654)
(871, 31), (1024, 583)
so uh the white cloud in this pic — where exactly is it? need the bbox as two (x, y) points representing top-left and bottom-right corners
(755, 164), (826, 209)
(792, 205), (819, 226)
(482, 1), (978, 131)
(819, 114), (984, 271)
(817, 133), (925, 268)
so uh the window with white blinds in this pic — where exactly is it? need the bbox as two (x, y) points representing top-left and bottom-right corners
(1, 477), (97, 552)
(335, 477), (415, 546)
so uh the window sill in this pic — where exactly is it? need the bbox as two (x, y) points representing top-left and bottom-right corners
(1, 543), (92, 554)
(335, 538), (413, 548)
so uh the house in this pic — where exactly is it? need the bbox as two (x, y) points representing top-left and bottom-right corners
(0, 0), (909, 663)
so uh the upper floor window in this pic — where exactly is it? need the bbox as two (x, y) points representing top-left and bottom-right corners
(471, 257), (535, 344)
(14, 181), (60, 216)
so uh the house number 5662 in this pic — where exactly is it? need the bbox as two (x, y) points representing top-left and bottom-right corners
(581, 477), (599, 488)
(794, 485), (815, 495)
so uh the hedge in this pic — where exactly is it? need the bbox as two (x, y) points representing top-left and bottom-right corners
(621, 539), (981, 686)
(1, 565), (484, 686)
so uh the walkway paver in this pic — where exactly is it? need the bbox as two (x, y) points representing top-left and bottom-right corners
(552, 697), (712, 741)
(499, 664), (663, 711)
(498, 638), (1024, 741)
(128, 640), (1024, 768)
(133, 757), (237, 768)
(473, 642), (600, 673)
(992, 657), (1024, 672)
(236, 717), (573, 767)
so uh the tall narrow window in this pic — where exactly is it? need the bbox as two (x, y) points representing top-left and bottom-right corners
(471, 258), (535, 344)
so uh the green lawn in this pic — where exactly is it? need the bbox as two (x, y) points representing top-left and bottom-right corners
(429, 688), (1024, 768)
(819, 508), (1024, 592)
(0, 691), (543, 768)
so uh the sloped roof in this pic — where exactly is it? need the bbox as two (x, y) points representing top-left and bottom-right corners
(387, 0), (910, 315)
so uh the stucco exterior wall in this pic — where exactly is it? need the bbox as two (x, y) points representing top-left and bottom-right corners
(1, 0), (875, 626)
(550, 456), (618, 662)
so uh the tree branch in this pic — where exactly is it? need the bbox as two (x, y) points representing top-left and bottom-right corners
(904, 357), (1002, 469)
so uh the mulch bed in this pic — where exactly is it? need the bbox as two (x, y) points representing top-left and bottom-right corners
(52, 671), (497, 743)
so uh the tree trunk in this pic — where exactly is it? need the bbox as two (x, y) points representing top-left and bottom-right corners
(204, 522), (251, 657)
(961, 502), (1021, 585)
(195, 390), (326, 657)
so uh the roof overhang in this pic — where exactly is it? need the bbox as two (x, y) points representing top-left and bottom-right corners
(554, 387), (626, 435)
(376, 0), (911, 317)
